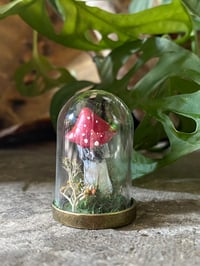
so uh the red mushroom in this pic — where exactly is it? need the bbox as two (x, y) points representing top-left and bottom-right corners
(66, 107), (116, 149)
(66, 107), (116, 194)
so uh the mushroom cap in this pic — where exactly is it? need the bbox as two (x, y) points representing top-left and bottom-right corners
(66, 107), (116, 148)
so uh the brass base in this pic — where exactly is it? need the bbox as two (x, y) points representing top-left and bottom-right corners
(52, 199), (136, 229)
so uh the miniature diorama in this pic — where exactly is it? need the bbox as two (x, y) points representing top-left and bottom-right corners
(52, 90), (136, 229)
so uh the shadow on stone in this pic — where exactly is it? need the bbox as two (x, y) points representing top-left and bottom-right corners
(119, 198), (200, 231)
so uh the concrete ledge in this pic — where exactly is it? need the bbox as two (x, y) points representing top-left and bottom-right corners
(0, 143), (199, 266)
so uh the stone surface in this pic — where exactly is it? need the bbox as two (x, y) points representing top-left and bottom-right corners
(0, 142), (199, 266)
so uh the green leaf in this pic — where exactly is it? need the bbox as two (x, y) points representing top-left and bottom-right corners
(95, 36), (200, 100)
(94, 40), (141, 89)
(124, 38), (200, 107)
(50, 80), (95, 128)
(0, 0), (192, 50)
(182, 0), (200, 17)
(151, 91), (200, 163)
(132, 150), (158, 179)
(94, 37), (200, 178)
(0, 0), (33, 18)
(134, 114), (167, 150)
(15, 55), (75, 96)
(131, 89), (200, 180)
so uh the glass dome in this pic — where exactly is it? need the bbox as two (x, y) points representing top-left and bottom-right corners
(52, 90), (136, 229)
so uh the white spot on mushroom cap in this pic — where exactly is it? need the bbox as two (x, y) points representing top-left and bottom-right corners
(87, 116), (91, 120)
(84, 139), (88, 144)
(94, 141), (99, 146)
(83, 124), (87, 128)
(68, 133), (74, 139)
(95, 120), (98, 123)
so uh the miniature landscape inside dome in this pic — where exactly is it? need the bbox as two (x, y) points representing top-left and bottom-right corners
(54, 90), (134, 214)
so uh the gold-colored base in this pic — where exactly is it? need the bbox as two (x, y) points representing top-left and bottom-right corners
(52, 199), (136, 229)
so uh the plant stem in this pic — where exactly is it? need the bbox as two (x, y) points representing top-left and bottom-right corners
(33, 30), (39, 59)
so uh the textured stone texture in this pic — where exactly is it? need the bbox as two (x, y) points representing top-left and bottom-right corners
(0, 143), (199, 266)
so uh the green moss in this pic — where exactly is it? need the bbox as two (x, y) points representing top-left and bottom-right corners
(76, 190), (129, 214)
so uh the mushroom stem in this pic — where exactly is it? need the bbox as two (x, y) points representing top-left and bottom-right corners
(83, 159), (112, 194)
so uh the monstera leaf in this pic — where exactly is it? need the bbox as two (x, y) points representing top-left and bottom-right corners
(0, 0), (192, 50)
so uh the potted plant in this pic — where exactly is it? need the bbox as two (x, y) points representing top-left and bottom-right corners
(0, 0), (200, 180)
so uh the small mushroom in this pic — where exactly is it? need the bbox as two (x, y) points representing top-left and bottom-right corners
(66, 107), (115, 148)
(66, 107), (116, 194)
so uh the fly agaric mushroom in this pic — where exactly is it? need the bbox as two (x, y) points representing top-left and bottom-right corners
(66, 107), (116, 194)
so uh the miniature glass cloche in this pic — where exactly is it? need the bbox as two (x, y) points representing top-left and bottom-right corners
(52, 90), (136, 229)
